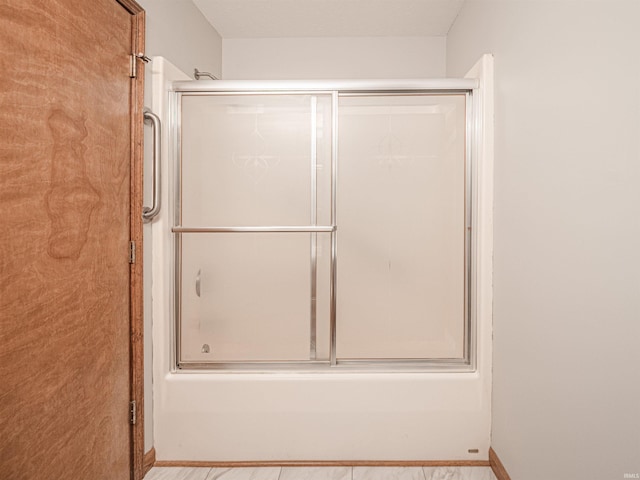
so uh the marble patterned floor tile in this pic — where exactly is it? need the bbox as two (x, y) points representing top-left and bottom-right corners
(422, 467), (495, 480)
(145, 467), (212, 480)
(144, 466), (495, 480)
(353, 467), (425, 480)
(206, 467), (282, 480)
(280, 467), (352, 480)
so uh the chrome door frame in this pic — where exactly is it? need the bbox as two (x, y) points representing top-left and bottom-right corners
(169, 79), (479, 373)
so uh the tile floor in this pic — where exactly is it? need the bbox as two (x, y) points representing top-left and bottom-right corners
(144, 466), (497, 480)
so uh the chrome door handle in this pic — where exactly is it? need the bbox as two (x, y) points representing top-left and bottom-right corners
(143, 108), (161, 222)
(196, 269), (201, 297)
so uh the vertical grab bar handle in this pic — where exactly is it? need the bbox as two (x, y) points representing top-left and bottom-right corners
(143, 108), (161, 222)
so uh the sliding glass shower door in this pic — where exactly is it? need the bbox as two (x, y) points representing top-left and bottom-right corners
(174, 86), (471, 369)
(337, 94), (467, 360)
(178, 94), (334, 363)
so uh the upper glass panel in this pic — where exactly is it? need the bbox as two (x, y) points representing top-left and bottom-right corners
(180, 94), (332, 227)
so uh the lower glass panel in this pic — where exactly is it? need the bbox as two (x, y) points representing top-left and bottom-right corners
(179, 233), (331, 363)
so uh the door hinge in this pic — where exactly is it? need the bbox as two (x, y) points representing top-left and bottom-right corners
(129, 241), (136, 264)
(129, 53), (150, 78)
(130, 400), (137, 425)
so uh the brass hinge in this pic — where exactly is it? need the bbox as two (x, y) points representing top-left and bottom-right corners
(129, 241), (136, 264)
(129, 53), (150, 78)
(130, 400), (137, 425)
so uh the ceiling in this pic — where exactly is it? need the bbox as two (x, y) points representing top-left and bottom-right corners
(192, 0), (465, 38)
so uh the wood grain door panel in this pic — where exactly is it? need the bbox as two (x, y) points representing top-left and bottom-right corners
(0, 1), (142, 478)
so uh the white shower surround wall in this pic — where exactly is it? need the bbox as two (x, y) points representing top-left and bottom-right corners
(151, 56), (494, 461)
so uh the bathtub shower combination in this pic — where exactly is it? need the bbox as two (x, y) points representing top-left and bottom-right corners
(151, 58), (492, 460)
(169, 79), (478, 371)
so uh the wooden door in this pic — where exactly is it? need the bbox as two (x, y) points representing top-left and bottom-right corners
(0, 1), (145, 479)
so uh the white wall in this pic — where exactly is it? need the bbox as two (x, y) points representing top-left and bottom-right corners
(137, 0), (222, 453)
(140, 0), (222, 81)
(222, 37), (446, 79)
(447, 2), (640, 479)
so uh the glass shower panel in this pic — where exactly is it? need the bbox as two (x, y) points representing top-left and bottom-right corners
(180, 94), (332, 227)
(180, 232), (332, 363)
(336, 94), (467, 360)
(178, 92), (333, 365)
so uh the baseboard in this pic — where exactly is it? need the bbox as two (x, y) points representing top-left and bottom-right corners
(154, 460), (491, 468)
(143, 447), (156, 477)
(489, 448), (511, 480)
